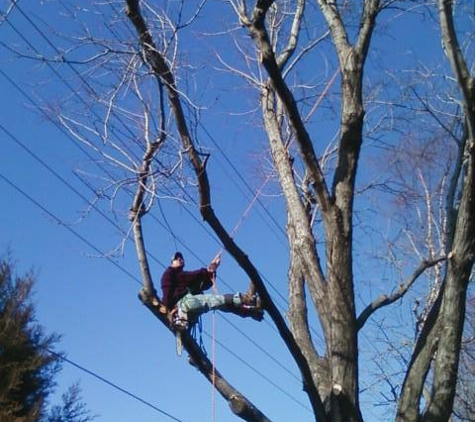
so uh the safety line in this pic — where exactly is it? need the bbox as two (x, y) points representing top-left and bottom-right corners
(203, 331), (312, 412)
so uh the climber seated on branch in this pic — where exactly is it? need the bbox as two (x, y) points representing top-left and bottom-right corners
(161, 252), (263, 330)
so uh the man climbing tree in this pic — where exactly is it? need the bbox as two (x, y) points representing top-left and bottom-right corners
(7, 0), (473, 421)
(161, 252), (263, 330)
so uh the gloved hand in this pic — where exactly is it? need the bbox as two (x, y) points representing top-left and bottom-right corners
(208, 254), (221, 273)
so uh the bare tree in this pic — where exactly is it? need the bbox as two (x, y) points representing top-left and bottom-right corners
(6, 0), (474, 421)
(123, 1), (474, 421)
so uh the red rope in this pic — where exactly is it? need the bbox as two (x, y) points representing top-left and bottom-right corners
(211, 272), (218, 422)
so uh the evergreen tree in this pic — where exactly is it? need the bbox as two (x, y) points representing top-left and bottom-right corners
(0, 257), (93, 422)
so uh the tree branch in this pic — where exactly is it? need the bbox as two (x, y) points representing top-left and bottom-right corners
(243, 0), (332, 217)
(138, 292), (273, 422)
(396, 287), (444, 422)
(125, 3), (278, 421)
(275, 0), (305, 70)
(439, 0), (475, 130)
(288, 244), (331, 401)
(357, 256), (447, 330)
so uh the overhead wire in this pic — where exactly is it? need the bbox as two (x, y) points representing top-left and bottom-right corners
(218, 313), (302, 384)
(4, 1), (233, 260)
(11, 1), (149, 169)
(0, 68), (168, 275)
(1, 124), (319, 418)
(0, 123), (130, 241)
(198, 121), (288, 244)
(3, 1), (325, 345)
(0, 62), (287, 312)
(202, 330), (312, 412)
(7, 0), (295, 311)
(3, 1), (397, 417)
(103, 0), (289, 253)
(0, 172), (141, 285)
(43, 347), (189, 422)
(0, 169), (310, 413)
(1, 2), (325, 403)
(2, 63), (316, 422)
(0, 100), (306, 400)
(4, 0), (327, 351)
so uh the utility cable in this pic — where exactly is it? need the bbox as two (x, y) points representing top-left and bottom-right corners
(4, 5), (293, 310)
(8, 1), (288, 263)
(0, 65), (172, 278)
(199, 121), (287, 242)
(202, 330), (312, 412)
(218, 313), (302, 384)
(44, 347), (188, 422)
(6, 4), (144, 166)
(0, 123), (130, 240)
(2, 9), (317, 412)
(1, 63), (315, 340)
(0, 169), (307, 405)
(0, 172), (141, 285)
(1, 7), (321, 388)
(1, 64), (293, 318)
(2, 55), (322, 381)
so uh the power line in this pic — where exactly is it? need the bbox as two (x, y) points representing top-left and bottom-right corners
(199, 121), (288, 244)
(2, 23), (323, 349)
(0, 122), (130, 239)
(1, 3), (321, 396)
(4, 3), (293, 310)
(25, 0), (288, 257)
(0, 169), (308, 407)
(0, 86), (310, 417)
(44, 347), (189, 422)
(0, 68), (168, 273)
(218, 313), (302, 384)
(0, 171), (141, 285)
(5, 111), (306, 373)
(1, 62), (293, 319)
(1, 8), (234, 270)
(3, 0), (318, 336)
(0, 68), (103, 168)
(202, 330), (312, 413)
(6, 3), (145, 166)
(9, 0), (288, 256)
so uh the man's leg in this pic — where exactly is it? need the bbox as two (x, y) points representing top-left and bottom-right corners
(179, 292), (240, 314)
(175, 292), (263, 328)
(219, 293), (264, 321)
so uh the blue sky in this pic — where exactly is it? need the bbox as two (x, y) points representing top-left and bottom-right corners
(0, 1), (457, 422)
(0, 2), (313, 421)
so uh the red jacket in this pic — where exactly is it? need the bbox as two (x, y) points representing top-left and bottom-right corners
(161, 266), (213, 309)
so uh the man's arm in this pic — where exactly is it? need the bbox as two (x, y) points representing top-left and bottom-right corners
(182, 268), (214, 292)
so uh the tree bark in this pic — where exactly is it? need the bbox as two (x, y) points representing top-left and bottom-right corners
(397, 2), (475, 421)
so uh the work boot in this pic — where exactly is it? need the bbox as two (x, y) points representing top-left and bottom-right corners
(240, 293), (261, 309)
(235, 306), (264, 322)
(238, 293), (263, 321)
(222, 294), (264, 321)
